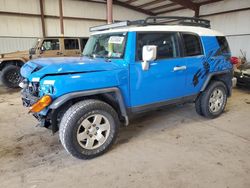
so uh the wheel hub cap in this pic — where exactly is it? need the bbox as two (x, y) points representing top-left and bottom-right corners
(209, 88), (224, 113)
(77, 114), (110, 150)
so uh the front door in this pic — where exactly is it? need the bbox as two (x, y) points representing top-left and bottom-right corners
(129, 32), (188, 108)
(39, 38), (62, 57)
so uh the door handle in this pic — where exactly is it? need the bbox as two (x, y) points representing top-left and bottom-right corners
(173, 66), (187, 72)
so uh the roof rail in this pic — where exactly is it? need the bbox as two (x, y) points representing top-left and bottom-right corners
(145, 16), (210, 28)
(89, 16), (210, 32)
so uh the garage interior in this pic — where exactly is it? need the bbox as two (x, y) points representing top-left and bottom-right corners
(0, 0), (250, 187)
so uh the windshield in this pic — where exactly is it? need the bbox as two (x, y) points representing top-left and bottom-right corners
(32, 38), (41, 49)
(83, 32), (127, 59)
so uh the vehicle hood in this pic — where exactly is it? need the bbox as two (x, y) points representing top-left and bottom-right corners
(21, 56), (126, 79)
(0, 50), (29, 59)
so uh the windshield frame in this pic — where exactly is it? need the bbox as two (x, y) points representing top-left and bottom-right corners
(83, 32), (128, 59)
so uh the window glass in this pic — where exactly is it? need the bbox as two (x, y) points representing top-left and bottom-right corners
(64, 39), (79, 50)
(216, 36), (230, 54)
(182, 34), (202, 56)
(137, 32), (179, 60)
(80, 38), (88, 51)
(83, 32), (127, 59)
(41, 39), (60, 50)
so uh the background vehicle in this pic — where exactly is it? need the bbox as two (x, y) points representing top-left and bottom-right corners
(20, 17), (234, 159)
(0, 37), (88, 88)
(232, 51), (250, 87)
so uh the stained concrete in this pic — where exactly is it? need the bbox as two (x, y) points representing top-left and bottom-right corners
(0, 86), (249, 188)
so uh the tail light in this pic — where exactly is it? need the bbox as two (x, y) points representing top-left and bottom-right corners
(230, 56), (239, 65)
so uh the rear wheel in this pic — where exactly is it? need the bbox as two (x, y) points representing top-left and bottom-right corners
(1, 65), (22, 88)
(198, 81), (227, 118)
(59, 99), (119, 159)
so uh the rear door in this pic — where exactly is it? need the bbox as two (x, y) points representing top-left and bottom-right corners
(63, 38), (81, 56)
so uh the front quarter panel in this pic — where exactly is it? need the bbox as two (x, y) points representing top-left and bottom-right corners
(37, 68), (129, 116)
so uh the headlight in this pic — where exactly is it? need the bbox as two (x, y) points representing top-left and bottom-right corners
(40, 80), (56, 94)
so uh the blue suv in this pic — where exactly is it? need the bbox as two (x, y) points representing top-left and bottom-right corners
(20, 17), (235, 159)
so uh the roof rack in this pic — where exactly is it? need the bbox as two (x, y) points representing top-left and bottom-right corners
(89, 16), (211, 32)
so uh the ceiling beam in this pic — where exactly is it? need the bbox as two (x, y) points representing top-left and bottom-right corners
(125, 0), (138, 4)
(80, 0), (155, 15)
(154, 7), (186, 15)
(79, 0), (105, 4)
(150, 2), (178, 12)
(137, 0), (166, 9)
(169, 0), (199, 11)
(113, 0), (155, 15)
(199, 0), (224, 6)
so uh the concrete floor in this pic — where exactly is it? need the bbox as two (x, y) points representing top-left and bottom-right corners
(0, 85), (250, 188)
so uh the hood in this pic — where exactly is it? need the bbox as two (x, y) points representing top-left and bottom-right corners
(0, 50), (29, 59)
(21, 56), (126, 79)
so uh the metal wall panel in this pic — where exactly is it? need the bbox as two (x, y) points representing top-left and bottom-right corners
(0, 37), (37, 54)
(160, 0), (250, 60)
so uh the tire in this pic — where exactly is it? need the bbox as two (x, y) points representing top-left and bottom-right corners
(1, 65), (22, 88)
(195, 94), (203, 116)
(199, 81), (227, 118)
(59, 99), (120, 159)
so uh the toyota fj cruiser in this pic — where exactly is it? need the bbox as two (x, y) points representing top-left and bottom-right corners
(0, 37), (87, 88)
(20, 17), (235, 159)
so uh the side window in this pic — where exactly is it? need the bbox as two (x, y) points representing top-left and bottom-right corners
(216, 36), (230, 54)
(182, 33), (202, 56)
(64, 39), (79, 50)
(41, 39), (60, 50)
(136, 32), (179, 60)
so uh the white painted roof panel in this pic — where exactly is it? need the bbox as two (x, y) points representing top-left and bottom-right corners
(93, 25), (224, 37)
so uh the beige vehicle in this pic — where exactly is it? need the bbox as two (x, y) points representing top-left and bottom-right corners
(0, 37), (88, 88)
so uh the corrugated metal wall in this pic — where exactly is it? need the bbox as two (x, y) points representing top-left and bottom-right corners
(0, 0), (147, 54)
(160, 0), (250, 60)
(0, 37), (37, 54)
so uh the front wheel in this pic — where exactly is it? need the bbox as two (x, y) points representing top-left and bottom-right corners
(198, 81), (228, 118)
(1, 65), (22, 88)
(59, 99), (119, 159)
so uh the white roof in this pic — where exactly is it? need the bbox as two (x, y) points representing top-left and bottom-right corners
(92, 25), (224, 37)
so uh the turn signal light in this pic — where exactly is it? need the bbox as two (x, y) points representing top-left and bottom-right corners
(30, 95), (52, 113)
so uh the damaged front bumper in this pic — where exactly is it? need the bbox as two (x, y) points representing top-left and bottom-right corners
(21, 89), (51, 127)
(21, 88), (58, 133)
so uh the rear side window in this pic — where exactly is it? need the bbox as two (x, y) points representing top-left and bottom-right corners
(216, 36), (230, 54)
(136, 32), (180, 60)
(182, 33), (202, 56)
(64, 39), (79, 50)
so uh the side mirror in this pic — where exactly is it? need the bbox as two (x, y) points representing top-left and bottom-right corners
(29, 48), (36, 55)
(142, 45), (157, 71)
